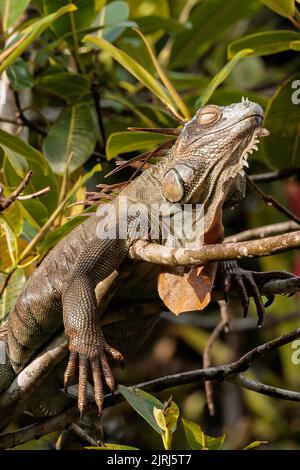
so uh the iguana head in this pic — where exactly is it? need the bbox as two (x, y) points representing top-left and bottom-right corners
(159, 98), (269, 235)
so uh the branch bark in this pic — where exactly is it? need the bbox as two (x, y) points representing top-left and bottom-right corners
(129, 231), (300, 265)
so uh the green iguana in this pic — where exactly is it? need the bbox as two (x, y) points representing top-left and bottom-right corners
(0, 99), (295, 423)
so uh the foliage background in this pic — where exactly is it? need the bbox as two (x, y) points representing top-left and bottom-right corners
(0, 0), (300, 450)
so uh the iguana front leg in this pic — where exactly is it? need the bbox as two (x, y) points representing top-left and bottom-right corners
(62, 237), (129, 416)
(218, 261), (296, 326)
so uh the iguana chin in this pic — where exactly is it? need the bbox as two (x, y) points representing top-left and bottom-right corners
(0, 99), (295, 422)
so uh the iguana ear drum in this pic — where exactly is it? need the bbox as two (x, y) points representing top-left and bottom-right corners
(162, 165), (194, 202)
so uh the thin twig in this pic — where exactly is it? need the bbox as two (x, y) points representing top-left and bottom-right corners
(0, 171), (33, 211)
(203, 300), (230, 416)
(228, 373), (300, 401)
(17, 187), (50, 200)
(246, 175), (300, 224)
(13, 92), (47, 137)
(250, 167), (300, 183)
(225, 221), (299, 243)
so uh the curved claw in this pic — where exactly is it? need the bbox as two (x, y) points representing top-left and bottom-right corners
(218, 263), (296, 327)
(64, 341), (124, 418)
(264, 295), (275, 308)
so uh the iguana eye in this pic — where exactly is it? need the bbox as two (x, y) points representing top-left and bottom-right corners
(198, 106), (222, 126)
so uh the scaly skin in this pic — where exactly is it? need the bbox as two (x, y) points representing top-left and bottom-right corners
(0, 100), (295, 418)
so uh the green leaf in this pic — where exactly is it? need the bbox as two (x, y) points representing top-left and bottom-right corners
(0, 4), (77, 74)
(0, 0), (30, 30)
(127, 0), (169, 18)
(258, 0), (295, 18)
(118, 385), (164, 435)
(135, 15), (189, 35)
(43, 103), (98, 175)
(35, 72), (90, 103)
(153, 400), (180, 450)
(0, 268), (25, 322)
(106, 131), (174, 160)
(83, 35), (176, 112)
(7, 58), (33, 91)
(182, 419), (225, 450)
(0, 129), (58, 218)
(86, 444), (139, 450)
(228, 30), (300, 58)
(198, 49), (251, 107)
(290, 40), (300, 51)
(43, 0), (95, 48)
(182, 419), (204, 450)
(170, 0), (261, 67)
(243, 440), (268, 450)
(95, 0), (129, 42)
(263, 73), (300, 169)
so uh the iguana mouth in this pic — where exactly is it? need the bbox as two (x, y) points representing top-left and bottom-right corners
(239, 124), (270, 174)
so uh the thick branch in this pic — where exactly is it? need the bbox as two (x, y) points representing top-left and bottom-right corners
(129, 231), (300, 265)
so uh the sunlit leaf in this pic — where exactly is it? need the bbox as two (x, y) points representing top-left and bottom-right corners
(106, 131), (174, 160)
(228, 30), (300, 58)
(258, 0), (295, 18)
(243, 440), (268, 450)
(83, 35), (176, 113)
(182, 419), (225, 450)
(198, 49), (251, 107)
(153, 399), (179, 450)
(0, 4), (77, 74)
(43, 0), (95, 48)
(0, 0), (30, 30)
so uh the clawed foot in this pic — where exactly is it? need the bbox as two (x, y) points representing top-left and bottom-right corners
(64, 334), (124, 418)
(218, 261), (296, 326)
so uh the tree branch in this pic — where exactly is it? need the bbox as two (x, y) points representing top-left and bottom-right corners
(225, 221), (299, 243)
(250, 167), (300, 183)
(129, 231), (300, 265)
(0, 171), (50, 212)
(1, 327), (300, 449)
